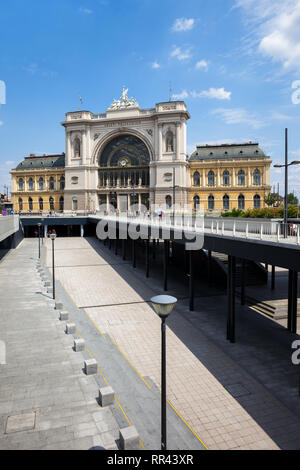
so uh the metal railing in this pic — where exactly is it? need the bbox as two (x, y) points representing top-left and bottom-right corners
(94, 213), (300, 247)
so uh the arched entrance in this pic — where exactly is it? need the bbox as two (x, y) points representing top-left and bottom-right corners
(98, 134), (150, 213)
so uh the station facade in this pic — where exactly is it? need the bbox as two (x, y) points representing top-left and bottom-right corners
(11, 88), (271, 214)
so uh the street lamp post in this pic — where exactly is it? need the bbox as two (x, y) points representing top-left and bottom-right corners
(274, 129), (300, 238)
(150, 295), (178, 451)
(50, 233), (56, 299)
(170, 168), (179, 224)
(37, 223), (41, 259)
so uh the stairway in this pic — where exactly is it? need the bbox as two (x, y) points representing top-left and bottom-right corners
(211, 252), (268, 287)
(244, 296), (300, 320)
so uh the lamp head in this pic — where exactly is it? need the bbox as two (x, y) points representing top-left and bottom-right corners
(290, 161), (300, 166)
(150, 295), (177, 319)
(50, 233), (56, 241)
(37, 223), (41, 227)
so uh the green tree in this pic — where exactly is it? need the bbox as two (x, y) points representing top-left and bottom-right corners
(287, 193), (299, 205)
(264, 192), (278, 207)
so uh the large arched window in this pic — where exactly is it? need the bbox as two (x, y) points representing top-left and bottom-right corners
(165, 195), (172, 209)
(223, 170), (230, 186)
(19, 197), (23, 211)
(238, 194), (245, 210)
(49, 197), (54, 211)
(49, 176), (54, 190)
(254, 194), (261, 209)
(208, 195), (214, 211)
(39, 198), (43, 211)
(28, 177), (34, 190)
(74, 137), (81, 158)
(253, 169), (261, 185)
(193, 195), (200, 211)
(28, 197), (33, 211)
(193, 171), (200, 186)
(238, 170), (245, 186)
(223, 194), (230, 210)
(18, 178), (24, 191)
(59, 196), (64, 212)
(208, 171), (215, 186)
(72, 197), (78, 211)
(39, 177), (44, 190)
(165, 131), (174, 153)
(60, 176), (65, 190)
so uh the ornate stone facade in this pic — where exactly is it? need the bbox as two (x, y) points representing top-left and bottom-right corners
(62, 89), (190, 212)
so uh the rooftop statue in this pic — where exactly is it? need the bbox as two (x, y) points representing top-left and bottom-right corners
(108, 86), (139, 110)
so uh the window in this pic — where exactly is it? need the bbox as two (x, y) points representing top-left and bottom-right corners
(254, 194), (261, 209)
(60, 176), (65, 190)
(223, 194), (230, 210)
(253, 169), (261, 185)
(72, 197), (78, 211)
(19, 198), (23, 211)
(223, 170), (230, 185)
(165, 195), (172, 209)
(208, 195), (214, 211)
(59, 196), (64, 212)
(39, 177), (44, 190)
(193, 171), (200, 186)
(28, 197), (33, 211)
(29, 178), (34, 190)
(18, 178), (24, 191)
(193, 195), (200, 211)
(208, 171), (215, 186)
(49, 177), (54, 190)
(39, 198), (43, 211)
(238, 194), (245, 210)
(165, 131), (174, 152)
(238, 170), (245, 186)
(74, 137), (81, 158)
(49, 197), (54, 211)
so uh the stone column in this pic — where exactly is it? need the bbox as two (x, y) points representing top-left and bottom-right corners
(217, 168), (221, 186)
(176, 122), (181, 160)
(158, 124), (163, 160)
(232, 168), (236, 187)
(248, 167), (251, 186)
(82, 131), (86, 165)
(106, 193), (109, 213)
(66, 132), (72, 166)
(203, 169), (206, 187)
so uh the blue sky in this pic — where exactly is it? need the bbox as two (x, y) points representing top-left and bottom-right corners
(1, 0), (300, 196)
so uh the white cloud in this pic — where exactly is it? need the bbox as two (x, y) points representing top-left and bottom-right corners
(291, 148), (300, 157)
(79, 7), (93, 14)
(171, 46), (192, 61)
(235, 0), (300, 72)
(5, 161), (14, 165)
(191, 88), (231, 100)
(212, 107), (267, 129)
(0, 121), (3, 126)
(172, 87), (232, 101)
(270, 111), (291, 120)
(172, 90), (189, 100)
(172, 18), (195, 32)
(195, 60), (208, 71)
(151, 61), (161, 69)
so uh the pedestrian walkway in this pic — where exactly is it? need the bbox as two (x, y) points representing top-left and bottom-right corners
(0, 239), (121, 450)
(44, 236), (300, 450)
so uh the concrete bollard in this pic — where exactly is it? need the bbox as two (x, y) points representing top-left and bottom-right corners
(74, 338), (85, 352)
(66, 323), (76, 334)
(99, 387), (115, 407)
(55, 302), (63, 310)
(119, 426), (140, 450)
(59, 311), (69, 321)
(84, 359), (97, 375)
